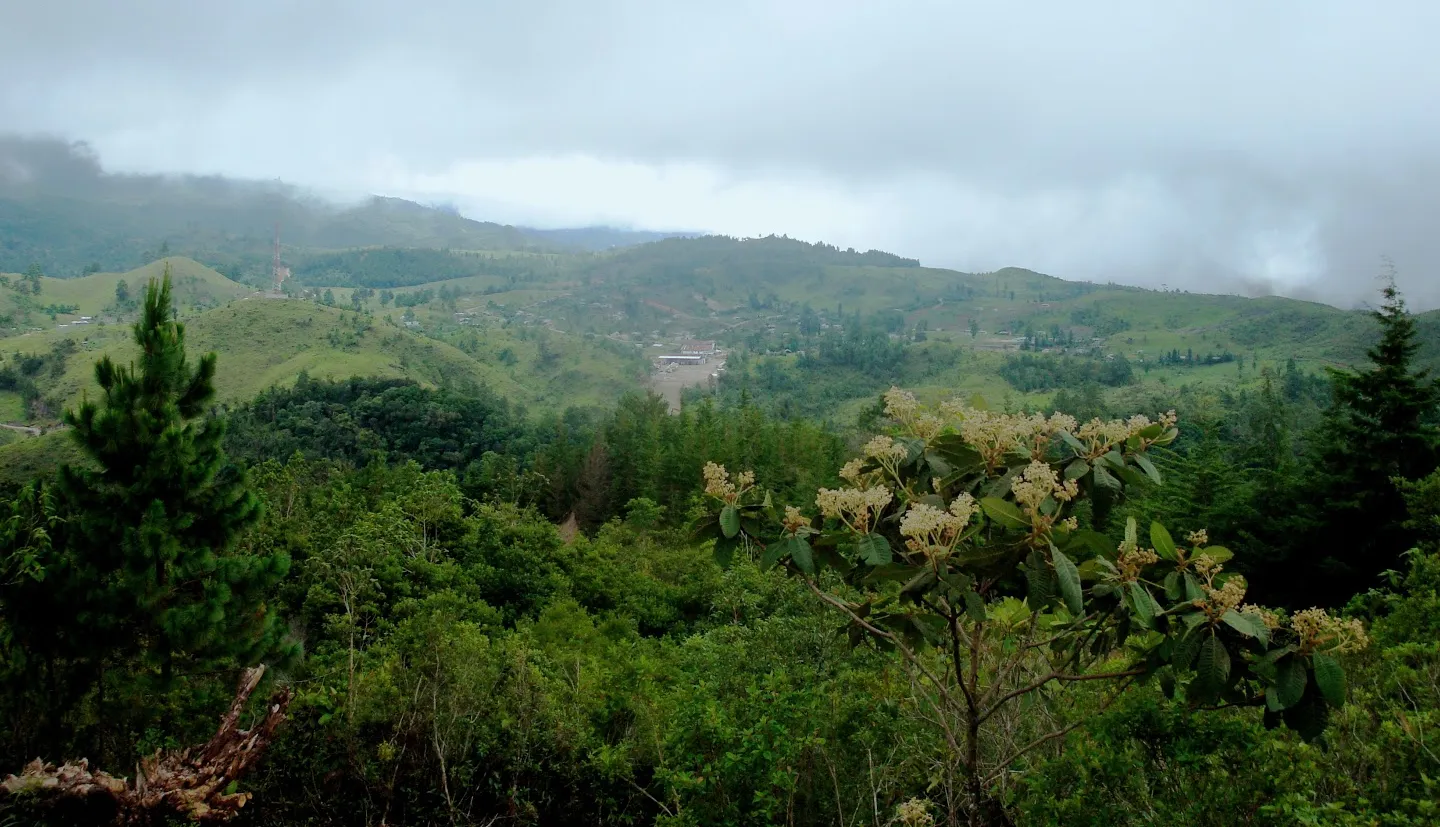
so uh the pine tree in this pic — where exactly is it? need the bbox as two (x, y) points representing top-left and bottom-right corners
(1297, 277), (1440, 605)
(55, 268), (290, 699)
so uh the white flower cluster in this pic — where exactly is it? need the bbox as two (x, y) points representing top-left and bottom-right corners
(815, 485), (893, 533)
(895, 798), (936, 827)
(899, 493), (978, 557)
(1291, 608), (1369, 654)
(703, 462), (754, 504)
(1073, 410), (1178, 459)
(1010, 461), (1079, 515)
(883, 388), (945, 440)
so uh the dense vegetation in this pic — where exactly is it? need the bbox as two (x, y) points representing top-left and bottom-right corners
(2, 150), (1440, 825)
(0, 265), (1436, 826)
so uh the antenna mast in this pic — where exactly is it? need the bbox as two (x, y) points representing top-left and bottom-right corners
(271, 222), (289, 292)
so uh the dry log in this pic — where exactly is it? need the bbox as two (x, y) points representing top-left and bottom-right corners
(1, 665), (292, 823)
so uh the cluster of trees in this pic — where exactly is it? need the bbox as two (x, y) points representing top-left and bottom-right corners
(293, 248), (555, 289)
(1151, 347), (1237, 367)
(0, 270), (1437, 825)
(999, 352), (1135, 392)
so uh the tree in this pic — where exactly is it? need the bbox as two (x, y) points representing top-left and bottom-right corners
(114, 278), (130, 306)
(697, 388), (1363, 826)
(42, 267), (289, 744)
(23, 263), (42, 295)
(1297, 277), (1440, 605)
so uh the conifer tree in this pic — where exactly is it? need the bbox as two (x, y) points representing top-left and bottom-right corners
(1297, 276), (1440, 605)
(55, 268), (290, 695)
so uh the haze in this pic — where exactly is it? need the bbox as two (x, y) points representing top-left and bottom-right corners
(2, 1), (1438, 308)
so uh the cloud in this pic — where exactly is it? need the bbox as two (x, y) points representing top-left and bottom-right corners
(2, 0), (1438, 307)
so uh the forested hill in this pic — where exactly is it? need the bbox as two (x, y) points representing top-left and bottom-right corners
(0, 137), (656, 277)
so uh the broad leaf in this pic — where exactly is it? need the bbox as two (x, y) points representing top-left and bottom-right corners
(1196, 546), (1234, 564)
(1312, 652), (1346, 708)
(1128, 581), (1159, 628)
(1025, 549), (1054, 608)
(1275, 656), (1307, 709)
(713, 533), (738, 567)
(854, 533), (892, 565)
(980, 497), (1028, 530)
(1052, 548), (1083, 615)
(964, 590), (987, 624)
(1132, 452), (1163, 484)
(1092, 462), (1121, 491)
(788, 536), (816, 575)
(1282, 692), (1330, 742)
(1150, 521), (1177, 561)
(760, 540), (786, 569)
(1162, 571), (1182, 601)
(1221, 609), (1269, 646)
(719, 505), (740, 539)
(1190, 636), (1230, 704)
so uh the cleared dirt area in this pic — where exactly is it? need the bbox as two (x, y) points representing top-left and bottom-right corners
(649, 360), (719, 413)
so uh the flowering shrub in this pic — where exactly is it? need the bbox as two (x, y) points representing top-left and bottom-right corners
(695, 388), (1364, 826)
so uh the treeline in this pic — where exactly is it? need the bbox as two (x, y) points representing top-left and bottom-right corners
(1000, 352), (1135, 391)
(225, 376), (845, 533)
(292, 247), (560, 288)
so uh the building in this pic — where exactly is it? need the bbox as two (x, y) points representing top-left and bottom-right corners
(657, 355), (704, 366)
(680, 340), (716, 356)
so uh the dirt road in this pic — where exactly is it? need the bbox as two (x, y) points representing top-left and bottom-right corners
(649, 361), (717, 413)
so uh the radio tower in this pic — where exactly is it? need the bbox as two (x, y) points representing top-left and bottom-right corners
(271, 223), (290, 293)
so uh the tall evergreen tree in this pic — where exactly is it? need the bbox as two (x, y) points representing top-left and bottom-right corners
(0, 269), (291, 762)
(1295, 277), (1440, 605)
(57, 270), (289, 685)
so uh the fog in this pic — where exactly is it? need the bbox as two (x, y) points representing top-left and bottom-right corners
(3, 1), (1438, 307)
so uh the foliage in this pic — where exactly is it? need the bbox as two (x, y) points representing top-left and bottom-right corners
(0, 269), (291, 770)
(695, 388), (1364, 825)
(1290, 278), (1440, 605)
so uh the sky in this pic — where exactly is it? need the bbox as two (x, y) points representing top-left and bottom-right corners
(2, 0), (1439, 308)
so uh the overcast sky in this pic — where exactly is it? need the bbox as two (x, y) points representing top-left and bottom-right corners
(2, 1), (1438, 308)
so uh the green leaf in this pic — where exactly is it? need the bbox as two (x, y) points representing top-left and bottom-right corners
(854, 533), (892, 565)
(1191, 636), (1230, 704)
(760, 539), (786, 569)
(1162, 570), (1182, 601)
(1196, 546), (1234, 564)
(1172, 629), (1202, 670)
(1138, 423), (1165, 440)
(1183, 573), (1205, 603)
(1312, 652), (1346, 708)
(1059, 430), (1088, 456)
(1150, 521), (1177, 562)
(1221, 609), (1268, 645)
(719, 505), (740, 539)
(910, 613), (948, 644)
(1063, 458), (1090, 480)
(1052, 548), (1083, 615)
(713, 533), (738, 567)
(1025, 549), (1054, 608)
(1275, 656), (1307, 709)
(1132, 453), (1163, 485)
(980, 497), (1029, 530)
(1282, 692), (1330, 742)
(1093, 462), (1121, 491)
(788, 536), (815, 575)
(1128, 581), (1159, 628)
(964, 590), (987, 624)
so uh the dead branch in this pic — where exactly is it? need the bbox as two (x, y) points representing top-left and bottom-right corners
(1, 665), (292, 823)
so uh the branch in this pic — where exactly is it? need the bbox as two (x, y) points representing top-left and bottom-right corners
(978, 668), (1144, 726)
(1, 665), (292, 823)
(983, 676), (1136, 786)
